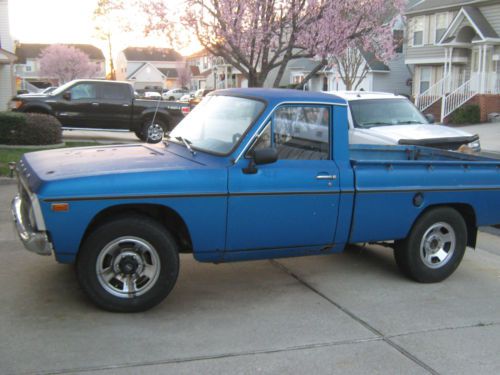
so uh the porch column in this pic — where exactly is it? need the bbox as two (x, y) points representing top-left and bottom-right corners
(448, 47), (454, 92)
(10, 62), (16, 96)
(480, 45), (486, 93)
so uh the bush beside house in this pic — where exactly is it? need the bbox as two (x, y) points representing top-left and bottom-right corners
(0, 112), (62, 145)
(448, 105), (481, 125)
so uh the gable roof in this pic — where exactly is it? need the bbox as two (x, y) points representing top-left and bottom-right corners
(122, 47), (183, 62)
(406, 0), (499, 14)
(359, 50), (390, 72)
(157, 68), (178, 78)
(15, 43), (104, 64)
(438, 5), (499, 44)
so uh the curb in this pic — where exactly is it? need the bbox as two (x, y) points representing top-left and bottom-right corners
(0, 177), (17, 185)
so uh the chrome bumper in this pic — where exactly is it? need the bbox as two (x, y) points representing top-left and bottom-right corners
(11, 195), (52, 256)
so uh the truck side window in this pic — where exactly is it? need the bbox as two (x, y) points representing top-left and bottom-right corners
(70, 83), (97, 100)
(273, 106), (329, 160)
(101, 84), (129, 100)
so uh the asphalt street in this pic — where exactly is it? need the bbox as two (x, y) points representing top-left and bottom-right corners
(1, 121), (499, 374)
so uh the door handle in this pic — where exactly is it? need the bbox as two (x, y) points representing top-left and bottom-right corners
(122, 104), (130, 107)
(91, 102), (99, 106)
(316, 174), (337, 180)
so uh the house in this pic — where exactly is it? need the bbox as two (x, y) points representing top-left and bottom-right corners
(186, 49), (246, 90)
(406, 0), (500, 122)
(115, 47), (185, 90)
(0, 0), (16, 110)
(263, 17), (412, 96)
(14, 43), (106, 88)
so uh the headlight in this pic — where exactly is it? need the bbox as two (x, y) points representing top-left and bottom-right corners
(8, 100), (22, 110)
(467, 140), (481, 151)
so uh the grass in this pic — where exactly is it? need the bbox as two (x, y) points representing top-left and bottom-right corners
(0, 142), (99, 177)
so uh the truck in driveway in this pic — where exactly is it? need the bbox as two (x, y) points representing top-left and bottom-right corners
(329, 91), (481, 152)
(9, 80), (189, 143)
(11, 88), (500, 312)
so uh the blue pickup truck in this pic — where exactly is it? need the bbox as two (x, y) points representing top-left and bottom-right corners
(11, 89), (500, 312)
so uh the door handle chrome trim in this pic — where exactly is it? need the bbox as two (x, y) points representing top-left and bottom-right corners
(122, 104), (130, 107)
(91, 102), (99, 106)
(316, 175), (337, 180)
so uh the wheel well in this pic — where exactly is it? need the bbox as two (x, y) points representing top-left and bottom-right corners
(81, 204), (193, 253)
(418, 204), (477, 248)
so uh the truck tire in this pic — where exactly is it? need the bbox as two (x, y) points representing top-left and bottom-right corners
(76, 215), (179, 312)
(139, 118), (167, 143)
(394, 207), (467, 283)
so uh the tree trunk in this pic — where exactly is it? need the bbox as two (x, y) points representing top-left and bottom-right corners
(107, 34), (116, 80)
(296, 59), (327, 90)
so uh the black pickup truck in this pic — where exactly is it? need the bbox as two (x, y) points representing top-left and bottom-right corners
(9, 80), (189, 142)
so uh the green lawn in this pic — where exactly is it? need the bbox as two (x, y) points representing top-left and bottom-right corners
(0, 142), (99, 177)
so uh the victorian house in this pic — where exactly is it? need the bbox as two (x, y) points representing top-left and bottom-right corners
(406, 0), (500, 122)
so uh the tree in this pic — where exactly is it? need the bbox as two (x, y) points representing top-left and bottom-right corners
(177, 65), (192, 89)
(93, 0), (131, 80)
(141, 0), (405, 88)
(39, 45), (100, 84)
(333, 48), (371, 91)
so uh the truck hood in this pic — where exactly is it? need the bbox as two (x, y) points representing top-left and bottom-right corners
(22, 143), (205, 183)
(352, 124), (474, 144)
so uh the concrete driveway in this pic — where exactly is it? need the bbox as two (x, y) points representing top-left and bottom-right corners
(1, 180), (500, 375)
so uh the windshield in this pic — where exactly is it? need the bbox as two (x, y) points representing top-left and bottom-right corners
(169, 95), (265, 155)
(350, 99), (428, 128)
(50, 81), (76, 96)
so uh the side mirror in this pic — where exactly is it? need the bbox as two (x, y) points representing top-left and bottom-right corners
(62, 92), (71, 101)
(243, 147), (278, 174)
(425, 113), (435, 124)
(254, 147), (278, 165)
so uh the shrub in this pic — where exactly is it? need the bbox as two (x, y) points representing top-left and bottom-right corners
(0, 112), (62, 145)
(449, 104), (480, 125)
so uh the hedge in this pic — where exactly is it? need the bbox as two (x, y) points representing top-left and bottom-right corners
(449, 104), (480, 125)
(0, 112), (62, 145)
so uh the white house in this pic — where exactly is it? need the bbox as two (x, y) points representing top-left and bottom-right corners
(186, 49), (247, 90)
(0, 0), (16, 110)
(115, 47), (185, 90)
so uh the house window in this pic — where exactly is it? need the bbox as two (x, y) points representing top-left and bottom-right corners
(25, 66), (32, 72)
(420, 66), (432, 93)
(435, 13), (448, 44)
(291, 73), (305, 85)
(412, 17), (424, 46)
(394, 30), (404, 53)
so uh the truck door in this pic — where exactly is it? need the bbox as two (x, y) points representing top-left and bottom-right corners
(52, 82), (99, 128)
(226, 105), (340, 255)
(95, 82), (133, 130)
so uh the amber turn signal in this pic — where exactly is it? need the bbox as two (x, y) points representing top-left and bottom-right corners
(51, 203), (69, 212)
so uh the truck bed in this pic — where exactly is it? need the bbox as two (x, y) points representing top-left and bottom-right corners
(348, 145), (500, 244)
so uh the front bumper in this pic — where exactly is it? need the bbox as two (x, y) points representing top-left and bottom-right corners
(11, 195), (52, 256)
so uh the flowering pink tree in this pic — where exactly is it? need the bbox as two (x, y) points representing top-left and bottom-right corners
(39, 45), (100, 84)
(142, 0), (405, 87)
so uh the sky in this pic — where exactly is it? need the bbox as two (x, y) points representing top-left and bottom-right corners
(8, 0), (201, 56)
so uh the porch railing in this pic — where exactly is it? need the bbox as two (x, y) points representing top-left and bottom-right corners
(415, 75), (448, 112)
(441, 79), (478, 122)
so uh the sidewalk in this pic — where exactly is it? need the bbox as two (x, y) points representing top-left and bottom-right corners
(63, 129), (138, 144)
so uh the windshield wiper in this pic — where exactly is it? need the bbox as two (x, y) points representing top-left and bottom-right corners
(175, 136), (196, 155)
(362, 122), (391, 127)
(397, 120), (421, 124)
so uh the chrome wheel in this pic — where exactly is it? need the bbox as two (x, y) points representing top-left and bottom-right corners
(147, 123), (164, 142)
(419, 222), (456, 269)
(96, 236), (161, 298)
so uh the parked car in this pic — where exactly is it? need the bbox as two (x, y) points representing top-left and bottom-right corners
(143, 91), (162, 100)
(9, 80), (189, 143)
(327, 91), (481, 152)
(189, 88), (214, 107)
(162, 88), (189, 101)
(11, 88), (500, 312)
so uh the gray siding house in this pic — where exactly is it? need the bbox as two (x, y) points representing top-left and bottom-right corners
(406, 0), (500, 122)
(0, 0), (16, 110)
